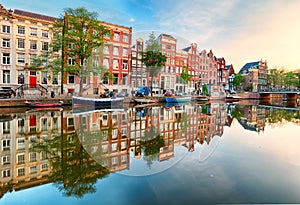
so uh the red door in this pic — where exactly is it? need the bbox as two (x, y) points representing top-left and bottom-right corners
(29, 76), (37, 88)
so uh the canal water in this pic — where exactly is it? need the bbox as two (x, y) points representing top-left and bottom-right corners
(0, 101), (300, 205)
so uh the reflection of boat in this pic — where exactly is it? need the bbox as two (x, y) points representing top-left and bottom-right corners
(165, 96), (191, 103)
(26, 107), (63, 113)
(25, 100), (63, 107)
(134, 98), (159, 104)
(165, 102), (189, 107)
(72, 96), (124, 108)
(194, 96), (208, 102)
(225, 95), (242, 102)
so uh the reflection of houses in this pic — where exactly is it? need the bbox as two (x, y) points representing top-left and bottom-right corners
(237, 105), (266, 132)
(74, 110), (130, 172)
(0, 109), (65, 197)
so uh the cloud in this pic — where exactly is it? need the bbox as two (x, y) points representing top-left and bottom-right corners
(129, 17), (135, 22)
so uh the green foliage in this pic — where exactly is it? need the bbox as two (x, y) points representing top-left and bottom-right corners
(145, 31), (161, 52)
(233, 73), (246, 88)
(180, 66), (193, 90)
(140, 32), (167, 96)
(202, 85), (209, 96)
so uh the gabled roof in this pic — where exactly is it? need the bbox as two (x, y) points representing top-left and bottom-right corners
(14, 9), (57, 22)
(182, 46), (191, 52)
(225, 65), (231, 70)
(239, 61), (259, 73)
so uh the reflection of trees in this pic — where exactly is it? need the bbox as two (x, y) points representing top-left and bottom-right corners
(231, 107), (244, 120)
(32, 131), (110, 198)
(138, 106), (165, 167)
(265, 108), (300, 124)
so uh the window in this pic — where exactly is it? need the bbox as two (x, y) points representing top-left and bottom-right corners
(30, 28), (37, 36)
(122, 48), (128, 56)
(113, 74), (118, 84)
(68, 118), (74, 128)
(2, 25), (10, 33)
(30, 54), (37, 64)
(31, 21), (37, 25)
(2, 170), (10, 177)
(42, 42), (48, 51)
(52, 75), (58, 85)
(17, 138), (25, 150)
(113, 47), (119, 55)
(2, 156), (10, 165)
(18, 39), (25, 49)
(113, 32), (120, 41)
(103, 45), (109, 54)
(18, 26), (25, 34)
(2, 53), (10, 65)
(41, 72), (48, 84)
(68, 43), (75, 49)
(17, 53), (25, 65)
(30, 41), (37, 50)
(3, 70), (10, 84)
(41, 163), (48, 171)
(30, 166), (37, 174)
(68, 57), (75, 65)
(2, 39), (10, 48)
(122, 62), (128, 70)
(30, 152), (37, 162)
(41, 30), (48, 38)
(17, 154), (25, 164)
(123, 34), (129, 42)
(2, 139), (10, 151)
(104, 32), (110, 39)
(18, 168), (25, 176)
(103, 58), (109, 68)
(2, 17), (10, 21)
(68, 75), (75, 84)
(113, 59), (119, 69)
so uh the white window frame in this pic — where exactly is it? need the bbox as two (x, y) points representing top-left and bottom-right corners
(30, 41), (37, 50)
(18, 26), (25, 34)
(2, 25), (10, 33)
(3, 70), (10, 84)
(30, 28), (37, 36)
(41, 30), (48, 38)
(2, 53), (10, 65)
(17, 53), (25, 65)
(17, 39), (25, 49)
(2, 39), (10, 48)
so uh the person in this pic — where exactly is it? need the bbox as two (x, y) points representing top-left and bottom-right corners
(297, 98), (300, 106)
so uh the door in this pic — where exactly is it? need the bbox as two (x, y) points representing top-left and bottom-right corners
(29, 71), (37, 88)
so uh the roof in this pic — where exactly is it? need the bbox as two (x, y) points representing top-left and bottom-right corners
(14, 9), (57, 22)
(182, 46), (191, 52)
(239, 61), (259, 73)
(225, 65), (231, 70)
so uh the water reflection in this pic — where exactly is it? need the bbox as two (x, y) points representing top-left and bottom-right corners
(0, 102), (300, 201)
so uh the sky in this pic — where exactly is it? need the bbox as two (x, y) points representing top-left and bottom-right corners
(2, 0), (300, 71)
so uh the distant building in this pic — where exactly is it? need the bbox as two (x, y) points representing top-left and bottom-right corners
(226, 64), (235, 91)
(239, 59), (268, 92)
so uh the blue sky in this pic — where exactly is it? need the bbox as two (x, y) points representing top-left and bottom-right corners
(2, 0), (300, 71)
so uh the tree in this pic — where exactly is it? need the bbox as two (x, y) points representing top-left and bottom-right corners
(140, 32), (167, 96)
(61, 7), (110, 96)
(233, 73), (245, 91)
(180, 65), (193, 93)
(283, 71), (298, 89)
(29, 8), (110, 95)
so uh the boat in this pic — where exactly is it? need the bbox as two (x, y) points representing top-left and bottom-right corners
(165, 96), (191, 103)
(72, 96), (124, 108)
(25, 100), (63, 107)
(194, 96), (209, 102)
(134, 98), (159, 104)
(225, 95), (243, 102)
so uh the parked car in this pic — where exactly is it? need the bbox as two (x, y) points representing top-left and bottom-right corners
(0, 87), (16, 98)
(117, 91), (129, 97)
(135, 86), (150, 97)
(164, 90), (173, 97)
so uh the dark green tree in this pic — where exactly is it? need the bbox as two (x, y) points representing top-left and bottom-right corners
(233, 73), (246, 91)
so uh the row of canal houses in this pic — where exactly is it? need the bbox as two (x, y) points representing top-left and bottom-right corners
(0, 4), (268, 96)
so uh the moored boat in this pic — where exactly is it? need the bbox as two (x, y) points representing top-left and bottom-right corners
(72, 96), (124, 108)
(25, 100), (63, 107)
(165, 96), (191, 103)
(134, 98), (159, 104)
(225, 95), (243, 102)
